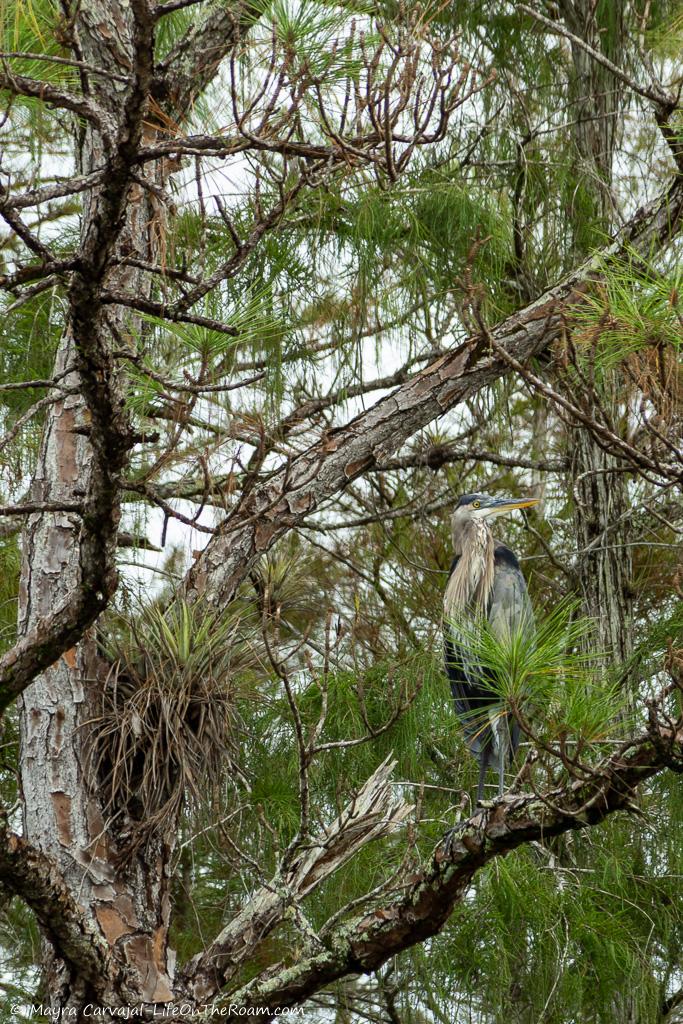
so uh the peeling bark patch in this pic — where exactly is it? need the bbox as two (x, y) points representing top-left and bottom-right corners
(88, 827), (112, 865)
(254, 520), (279, 550)
(62, 648), (77, 669)
(122, 934), (174, 1003)
(92, 883), (115, 900)
(437, 380), (467, 410)
(52, 706), (66, 754)
(286, 492), (313, 514)
(344, 456), (374, 479)
(85, 801), (117, 867)
(95, 904), (132, 944)
(152, 974), (175, 1004)
(43, 526), (79, 580)
(86, 798), (106, 839)
(55, 405), (79, 484)
(52, 791), (74, 847)
(27, 707), (42, 746)
(112, 893), (138, 930)
(153, 924), (168, 974)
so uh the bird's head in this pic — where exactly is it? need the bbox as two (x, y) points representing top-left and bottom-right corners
(450, 492), (539, 545)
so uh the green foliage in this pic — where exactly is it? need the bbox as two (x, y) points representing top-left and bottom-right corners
(0, 289), (63, 484)
(264, 0), (371, 81)
(445, 601), (631, 751)
(572, 254), (682, 369)
(412, 806), (680, 1024)
(0, 0), (67, 79)
(0, 538), (20, 660)
(2, 0), (683, 1016)
(0, 895), (40, 1016)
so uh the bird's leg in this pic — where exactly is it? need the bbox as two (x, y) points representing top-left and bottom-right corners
(443, 749), (490, 854)
(476, 748), (488, 805)
(497, 717), (509, 798)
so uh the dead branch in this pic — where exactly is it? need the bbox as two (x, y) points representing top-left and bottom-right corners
(180, 755), (412, 1002)
(0, 169), (108, 213)
(373, 444), (568, 473)
(121, 480), (217, 534)
(225, 685), (683, 1012)
(0, 51), (130, 83)
(0, 180), (55, 262)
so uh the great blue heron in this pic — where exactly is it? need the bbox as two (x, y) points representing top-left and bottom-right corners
(443, 492), (538, 804)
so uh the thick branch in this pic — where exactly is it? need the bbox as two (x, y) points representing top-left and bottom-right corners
(0, 819), (113, 991)
(0, 501), (83, 517)
(152, 0), (260, 114)
(0, 169), (108, 213)
(230, 715), (683, 1011)
(182, 175), (683, 610)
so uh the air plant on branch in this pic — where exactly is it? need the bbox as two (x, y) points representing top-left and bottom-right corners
(90, 598), (263, 858)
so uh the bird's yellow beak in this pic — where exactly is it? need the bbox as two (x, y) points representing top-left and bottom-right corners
(496, 498), (540, 511)
(483, 496), (540, 517)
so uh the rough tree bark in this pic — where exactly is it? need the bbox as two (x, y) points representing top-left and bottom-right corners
(1, 3), (682, 1016)
(14, 1), (258, 1011)
(559, 0), (634, 664)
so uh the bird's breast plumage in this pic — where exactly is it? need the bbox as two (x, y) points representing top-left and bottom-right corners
(443, 520), (494, 619)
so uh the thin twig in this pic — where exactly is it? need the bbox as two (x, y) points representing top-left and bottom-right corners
(518, 4), (675, 109)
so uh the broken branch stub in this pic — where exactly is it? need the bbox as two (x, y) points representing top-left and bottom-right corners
(182, 755), (411, 1001)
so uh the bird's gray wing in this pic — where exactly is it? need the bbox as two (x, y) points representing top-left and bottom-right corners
(486, 544), (535, 756)
(488, 544), (534, 643)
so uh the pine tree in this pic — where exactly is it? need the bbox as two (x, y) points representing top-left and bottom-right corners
(0, 1), (682, 1019)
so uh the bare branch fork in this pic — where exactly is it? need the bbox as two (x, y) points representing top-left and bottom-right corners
(179, 755), (413, 1002)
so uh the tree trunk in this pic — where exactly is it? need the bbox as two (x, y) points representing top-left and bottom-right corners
(570, 431), (633, 663)
(559, 0), (634, 665)
(17, 3), (175, 1010)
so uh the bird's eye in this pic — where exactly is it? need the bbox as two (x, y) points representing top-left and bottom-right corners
(472, 500), (480, 509)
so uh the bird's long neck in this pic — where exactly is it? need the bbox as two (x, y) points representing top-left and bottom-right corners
(444, 520), (495, 617)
